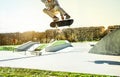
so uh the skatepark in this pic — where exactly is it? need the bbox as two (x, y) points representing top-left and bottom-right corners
(1, 0), (120, 76)
(0, 29), (120, 76)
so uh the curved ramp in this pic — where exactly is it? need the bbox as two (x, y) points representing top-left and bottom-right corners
(89, 29), (120, 55)
(16, 41), (39, 51)
(45, 40), (72, 52)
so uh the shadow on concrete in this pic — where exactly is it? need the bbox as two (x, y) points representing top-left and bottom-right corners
(0, 56), (36, 62)
(94, 60), (120, 65)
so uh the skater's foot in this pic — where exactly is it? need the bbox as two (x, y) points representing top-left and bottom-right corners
(65, 14), (70, 19)
(53, 16), (59, 22)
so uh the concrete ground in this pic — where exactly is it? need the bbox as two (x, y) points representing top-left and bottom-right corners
(0, 42), (120, 76)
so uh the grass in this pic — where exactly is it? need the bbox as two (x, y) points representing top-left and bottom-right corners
(51, 40), (67, 46)
(35, 44), (48, 51)
(0, 67), (116, 77)
(0, 45), (17, 51)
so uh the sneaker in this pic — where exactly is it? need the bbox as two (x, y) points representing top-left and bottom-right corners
(53, 16), (59, 22)
(65, 14), (70, 19)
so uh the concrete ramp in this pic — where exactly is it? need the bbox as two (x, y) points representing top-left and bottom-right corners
(89, 29), (120, 55)
(45, 40), (72, 52)
(16, 41), (39, 51)
(27, 44), (40, 51)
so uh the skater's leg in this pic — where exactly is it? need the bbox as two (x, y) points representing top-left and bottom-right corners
(43, 8), (59, 21)
(54, 6), (70, 19)
(60, 13), (64, 20)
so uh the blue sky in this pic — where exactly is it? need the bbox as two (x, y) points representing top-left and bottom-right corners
(0, 0), (120, 33)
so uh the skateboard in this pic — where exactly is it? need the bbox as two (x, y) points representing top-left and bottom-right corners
(50, 19), (74, 28)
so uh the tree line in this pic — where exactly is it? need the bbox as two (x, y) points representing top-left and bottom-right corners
(0, 26), (119, 45)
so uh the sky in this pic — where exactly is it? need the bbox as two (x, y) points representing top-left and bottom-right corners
(0, 0), (120, 33)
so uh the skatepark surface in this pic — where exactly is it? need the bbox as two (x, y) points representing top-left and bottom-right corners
(0, 42), (120, 76)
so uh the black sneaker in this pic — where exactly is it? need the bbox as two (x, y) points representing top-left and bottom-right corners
(65, 14), (70, 19)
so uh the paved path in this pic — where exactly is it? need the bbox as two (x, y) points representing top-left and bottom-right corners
(0, 42), (120, 76)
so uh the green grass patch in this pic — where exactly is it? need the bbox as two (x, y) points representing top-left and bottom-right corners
(0, 45), (18, 51)
(35, 44), (48, 51)
(0, 67), (115, 77)
(52, 40), (67, 46)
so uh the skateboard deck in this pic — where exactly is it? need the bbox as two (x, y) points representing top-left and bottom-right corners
(50, 19), (74, 28)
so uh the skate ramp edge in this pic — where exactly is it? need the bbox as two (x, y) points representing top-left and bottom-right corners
(89, 29), (120, 55)
(45, 40), (72, 52)
(16, 41), (39, 51)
